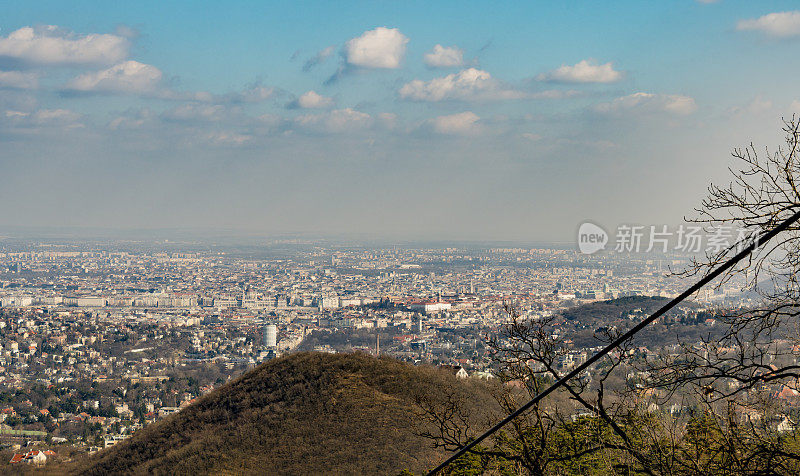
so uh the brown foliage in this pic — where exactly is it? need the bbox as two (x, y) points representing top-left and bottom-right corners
(73, 352), (490, 475)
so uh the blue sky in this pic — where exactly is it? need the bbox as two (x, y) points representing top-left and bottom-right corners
(1, 1), (800, 241)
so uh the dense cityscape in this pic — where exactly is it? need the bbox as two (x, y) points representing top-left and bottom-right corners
(0, 236), (760, 466)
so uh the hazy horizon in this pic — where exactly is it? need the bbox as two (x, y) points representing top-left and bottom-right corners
(2, 1), (800, 241)
(0, 224), (582, 248)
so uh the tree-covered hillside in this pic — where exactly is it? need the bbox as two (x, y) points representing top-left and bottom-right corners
(75, 352), (494, 475)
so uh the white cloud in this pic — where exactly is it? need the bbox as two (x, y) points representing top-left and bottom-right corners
(292, 90), (334, 109)
(594, 92), (697, 116)
(345, 27), (408, 69)
(65, 61), (162, 95)
(0, 70), (38, 89)
(737, 11), (800, 38)
(32, 109), (79, 124)
(536, 60), (623, 83)
(424, 45), (464, 68)
(399, 68), (526, 102)
(66, 64), (275, 104)
(0, 25), (129, 66)
(295, 108), (373, 133)
(429, 111), (480, 135)
(33, 109), (81, 124)
(4, 108), (82, 128)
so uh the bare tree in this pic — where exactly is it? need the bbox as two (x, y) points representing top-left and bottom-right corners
(641, 116), (800, 473)
(645, 118), (800, 397)
(419, 298), (800, 474)
(417, 303), (668, 474)
(418, 118), (800, 475)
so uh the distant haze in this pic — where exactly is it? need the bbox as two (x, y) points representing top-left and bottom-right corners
(1, 2), (799, 241)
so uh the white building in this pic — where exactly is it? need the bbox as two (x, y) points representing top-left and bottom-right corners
(318, 295), (339, 310)
(263, 324), (277, 348)
(409, 301), (451, 314)
(77, 297), (106, 307)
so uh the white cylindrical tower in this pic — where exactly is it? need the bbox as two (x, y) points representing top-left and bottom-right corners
(264, 324), (277, 348)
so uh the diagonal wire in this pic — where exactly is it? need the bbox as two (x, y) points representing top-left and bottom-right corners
(427, 209), (800, 475)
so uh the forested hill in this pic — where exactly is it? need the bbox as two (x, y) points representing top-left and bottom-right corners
(557, 295), (707, 348)
(560, 295), (673, 322)
(74, 352), (492, 475)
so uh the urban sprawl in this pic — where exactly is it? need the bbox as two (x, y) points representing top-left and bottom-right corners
(0, 240), (759, 465)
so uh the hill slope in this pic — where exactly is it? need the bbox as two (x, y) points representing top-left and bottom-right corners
(77, 352), (490, 475)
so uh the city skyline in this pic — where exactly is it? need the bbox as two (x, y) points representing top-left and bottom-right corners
(2, 1), (800, 241)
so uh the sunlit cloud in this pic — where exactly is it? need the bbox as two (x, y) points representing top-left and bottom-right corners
(737, 11), (800, 38)
(64, 60), (162, 95)
(399, 68), (526, 102)
(594, 92), (697, 116)
(428, 111), (481, 135)
(288, 91), (334, 109)
(424, 45), (464, 68)
(0, 25), (129, 66)
(345, 27), (408, 69)
(295, 108), (373, 133)
(536, 60), (623, 83)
